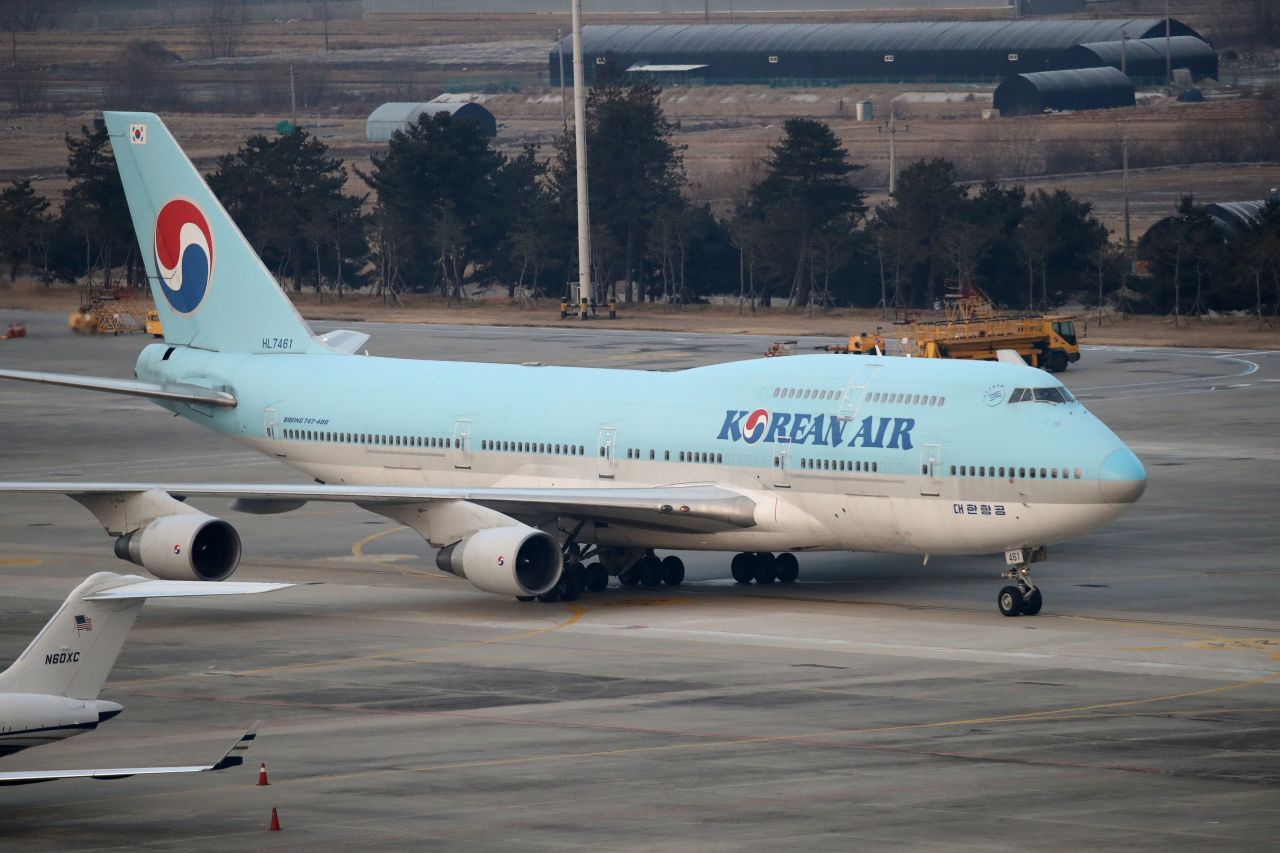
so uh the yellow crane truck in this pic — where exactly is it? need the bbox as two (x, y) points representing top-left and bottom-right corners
(820, 284), (1081, 372)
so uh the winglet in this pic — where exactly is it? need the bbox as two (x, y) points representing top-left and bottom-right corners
(209, 721), (260, 772)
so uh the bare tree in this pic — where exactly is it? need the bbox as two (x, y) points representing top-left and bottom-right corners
(103, 41), (180, 111)
(3, 0), (55, 71)
(200, 0), (247, 60)
(997, 119), (1041, 178)
(4, 64), (46, 114)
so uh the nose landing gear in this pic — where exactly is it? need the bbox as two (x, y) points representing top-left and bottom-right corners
(998, 547), (1046, 617)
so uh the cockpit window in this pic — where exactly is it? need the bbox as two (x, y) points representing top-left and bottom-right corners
(1009, 386), (1075, 404)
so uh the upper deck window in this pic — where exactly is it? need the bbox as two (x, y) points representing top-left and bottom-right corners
(1009, 386), (1075, 404)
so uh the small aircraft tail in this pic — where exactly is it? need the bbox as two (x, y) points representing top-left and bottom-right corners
(0, 573), (147, 700)
(102, 111), (319, 354)
(0, 572), (292, 700)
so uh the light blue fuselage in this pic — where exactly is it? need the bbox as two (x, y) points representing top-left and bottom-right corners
(136, 345), (1146, 557)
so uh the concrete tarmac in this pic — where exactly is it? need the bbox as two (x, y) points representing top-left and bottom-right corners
(0, 309), (1277, 851)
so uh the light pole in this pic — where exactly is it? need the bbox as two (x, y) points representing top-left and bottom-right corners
(571, 0), (592, 312)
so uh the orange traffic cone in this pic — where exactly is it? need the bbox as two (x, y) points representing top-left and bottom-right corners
(269, 807), (281, 832)
(257, 762), (270, 786)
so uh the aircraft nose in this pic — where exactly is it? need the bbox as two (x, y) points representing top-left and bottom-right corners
(1098, 447), (1146, 504)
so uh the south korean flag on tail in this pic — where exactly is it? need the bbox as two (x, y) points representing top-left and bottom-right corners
(129, 123), (147, 144)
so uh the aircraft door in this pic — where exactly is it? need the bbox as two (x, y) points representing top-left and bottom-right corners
(452, 418), (472, 469)
(837, 364), (880, 421)
(597, 427), (618, 478)
(920, 443), (941, 496)
(263, 408), (284, 456)
(597, 427), (617, 478)
(772, 443), (791, 488)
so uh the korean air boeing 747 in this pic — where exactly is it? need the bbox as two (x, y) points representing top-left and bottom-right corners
(0, 112), (1146, 616)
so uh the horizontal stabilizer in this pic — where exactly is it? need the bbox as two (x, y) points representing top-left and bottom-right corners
(316, 329), (371, 355)
(0, 723), (260, 786)
(995, 349), (1026, 366)
(83, 580), (293, 600)
(0, 368), (236, 408)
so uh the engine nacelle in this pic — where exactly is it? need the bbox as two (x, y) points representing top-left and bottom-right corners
(113, 514), (241, 582)
(434, 526), (562, 597)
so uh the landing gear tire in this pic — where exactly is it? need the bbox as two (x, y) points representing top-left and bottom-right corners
(639, 555), (663, 588)
(584, 562), (608, 592)
(539, 565), (583, 603)
(997, 585), (1024, 617)
(753, 552), (777, 585)
(660, 556), (685, 586)
(1021, 587), (1043, 616)
(730, 553), (753, 584)
(618, 568), (640, 587)
(559, 565), (585, 602)
(775, 552), (799, 584)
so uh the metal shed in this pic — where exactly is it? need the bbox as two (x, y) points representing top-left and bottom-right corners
(1063, 36), (1218, 83)
(366, 102), (497, 142)
(1138, 200), (1268, 257)
(550, 19), (1207, 85)
(1206, 201), (1268, 241)
(993, 67), (1135, 116)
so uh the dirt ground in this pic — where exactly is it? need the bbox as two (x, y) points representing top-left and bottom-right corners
(3, 281), (1276, 350)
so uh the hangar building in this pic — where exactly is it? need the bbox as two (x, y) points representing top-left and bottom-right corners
(1140, 200), (1273, 253)
(366, 102), (498, 142)
(1063, 36), (1218, 83)
(993, 66), (1135, 116)
(549, 19), (1209, 85)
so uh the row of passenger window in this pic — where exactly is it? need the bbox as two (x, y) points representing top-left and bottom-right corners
(946, 464), (1084, 480)
(869, 391), (944, 406)
(800, 458), (880, 473)
(769, 387), (947, 407)
(773, 386), (841, 401)
(284, 428), (451, 448)
(624, 448), (726, 464)
(481, 439), (585, 456)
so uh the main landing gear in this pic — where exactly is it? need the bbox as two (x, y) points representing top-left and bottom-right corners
(997, 546), (1046, 617)
(617, 551), (685, 589)
(524, 548), (685, 603)
(730, 552), (799, 585)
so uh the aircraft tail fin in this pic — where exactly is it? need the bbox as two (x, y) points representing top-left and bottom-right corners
(102, 111), (319, 354)
(0, 573), (293, 700)
(0, 573), (147, 700)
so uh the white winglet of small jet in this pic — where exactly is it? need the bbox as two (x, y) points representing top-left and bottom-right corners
(0, 572), (288, 784)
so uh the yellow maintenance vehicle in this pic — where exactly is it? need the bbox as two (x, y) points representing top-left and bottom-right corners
(817, 330), (887, 356)
(910, 282), (1080, 373)
(68, 285), (163, 337)
(816, 283), (1081, 371)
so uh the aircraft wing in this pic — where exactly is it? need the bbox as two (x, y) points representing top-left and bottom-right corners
(0, 724), (259, 786)
(0, 368), (236, 408)
(0, 482), (758, 533)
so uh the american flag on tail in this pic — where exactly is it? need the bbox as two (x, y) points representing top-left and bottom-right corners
(75, 614), (92, 632)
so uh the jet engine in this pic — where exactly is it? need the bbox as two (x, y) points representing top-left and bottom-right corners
(434, 526), (562, 597)
(112, 514), (241, 582)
